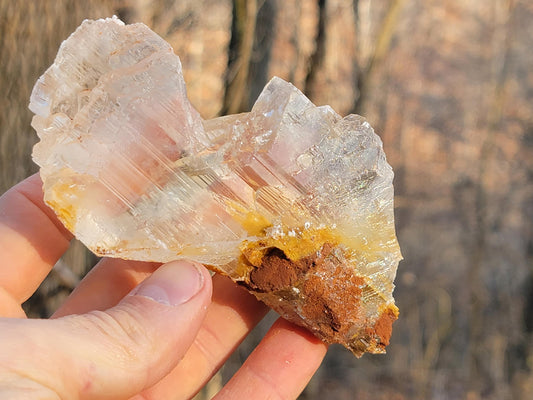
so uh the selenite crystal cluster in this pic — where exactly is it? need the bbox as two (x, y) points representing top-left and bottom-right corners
(30, 17), (402, 356)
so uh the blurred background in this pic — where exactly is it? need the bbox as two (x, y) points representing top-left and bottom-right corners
(1, 0), (533, 398)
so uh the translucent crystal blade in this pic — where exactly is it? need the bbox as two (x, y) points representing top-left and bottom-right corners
(30, 17), (402, 356)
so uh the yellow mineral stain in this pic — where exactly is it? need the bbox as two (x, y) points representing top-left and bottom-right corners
(338, 211), (401, 263)
(379, 302), (400, 318)
(226, 198), (400, 271)
(240, 211), (272, 236)
(239, 214), (399, 267)
(225, 200), (272, 236)
(240, 226), (342, 266)
(45, 182), (79, 232)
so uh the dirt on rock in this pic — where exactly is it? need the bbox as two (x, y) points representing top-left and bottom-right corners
(242, 243), (396, 355)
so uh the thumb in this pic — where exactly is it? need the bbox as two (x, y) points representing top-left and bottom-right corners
(0, 260), (212, 400)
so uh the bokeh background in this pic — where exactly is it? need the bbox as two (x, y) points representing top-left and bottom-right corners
(1, 0), (533, 398)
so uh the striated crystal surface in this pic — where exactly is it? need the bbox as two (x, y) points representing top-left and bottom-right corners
(30, 17), (402, 356)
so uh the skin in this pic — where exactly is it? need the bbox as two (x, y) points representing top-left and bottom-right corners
(0, 174), (327, 400)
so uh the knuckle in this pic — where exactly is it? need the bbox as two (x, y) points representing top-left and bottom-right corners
(83, 305), (154, 362)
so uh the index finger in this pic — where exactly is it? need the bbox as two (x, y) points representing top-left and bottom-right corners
(0, 173), (72, 303)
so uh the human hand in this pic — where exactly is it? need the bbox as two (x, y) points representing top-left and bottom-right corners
(0, 174), (327, 399)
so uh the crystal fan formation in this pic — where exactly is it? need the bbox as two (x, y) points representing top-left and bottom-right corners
(30, 17), (402, 356)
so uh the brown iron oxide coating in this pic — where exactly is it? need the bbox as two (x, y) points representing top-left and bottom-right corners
(241, 243), (397, 356)
(369, 306), (396, 347)
(249, 247), (311, 291)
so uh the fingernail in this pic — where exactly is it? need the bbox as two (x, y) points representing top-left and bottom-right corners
(130, 261), (204, 306)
